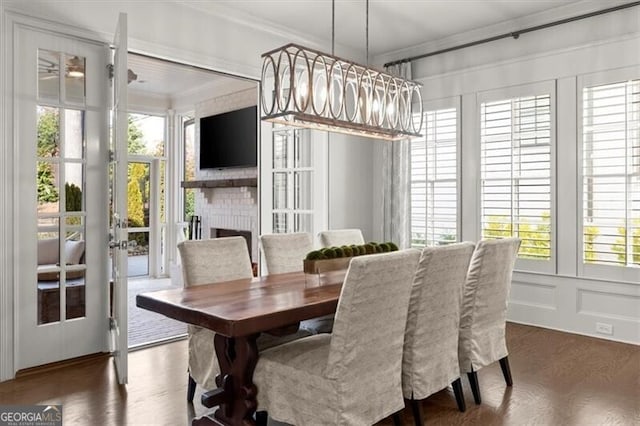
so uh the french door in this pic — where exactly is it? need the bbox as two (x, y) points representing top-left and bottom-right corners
(15, 25), (110, 369)
(260, 123), (328, 243)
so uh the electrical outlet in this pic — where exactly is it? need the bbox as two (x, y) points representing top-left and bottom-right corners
(595, 322), (613, 335)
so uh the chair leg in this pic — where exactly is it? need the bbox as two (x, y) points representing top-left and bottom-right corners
(410, 398), (424, 426)
(467, 371), (482, 405)
(391, 411), (403, 426)
(187, 373), (196, 403)
(451, 378), (466, 412)
(255, 411), (268, 426)
(499, 356), (513, 386)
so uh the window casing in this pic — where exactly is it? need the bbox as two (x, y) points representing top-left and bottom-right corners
(410, 99), (460, 248)
(479, 82), (556, 274)
(579, 68), (639, 282)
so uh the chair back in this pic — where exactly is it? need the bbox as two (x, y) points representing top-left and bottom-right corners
(260, 232), (312, 274)
(459, 237), (521, 373)
(178, 237), (253, 287)
(318, 228), (365, 247)
(402, 242), (475, 400)
(326, 249), (420, 387)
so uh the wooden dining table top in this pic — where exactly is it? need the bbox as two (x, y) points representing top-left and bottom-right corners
(135, 270), (345, 338)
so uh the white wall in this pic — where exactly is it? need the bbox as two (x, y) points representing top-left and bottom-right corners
(373, 4), (640, 343)
(328, 134), (375, 241)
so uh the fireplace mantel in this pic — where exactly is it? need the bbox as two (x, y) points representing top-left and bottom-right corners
(180, 178), (257, 189)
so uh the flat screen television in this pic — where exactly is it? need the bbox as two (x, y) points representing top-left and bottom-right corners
(199, 105), (257, 169)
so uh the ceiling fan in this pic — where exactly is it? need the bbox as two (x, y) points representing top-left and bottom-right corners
(39, 55), (138, 84)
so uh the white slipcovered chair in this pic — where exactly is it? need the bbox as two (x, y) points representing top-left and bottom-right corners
(260, 232), (312, 275)
(179, 237), (311, 405)
(254, 249), (420, 425)
(318, 228), (365, 247)
(401, 242), (475, 425)
(458, 237), (521, 404)
(260, 232), (334, 334)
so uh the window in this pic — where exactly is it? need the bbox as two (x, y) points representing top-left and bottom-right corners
(183, 117), (195, 221)
(410, 104), (458, 247)
(582, 78), (639, 269)
(479, 83), (554, 271)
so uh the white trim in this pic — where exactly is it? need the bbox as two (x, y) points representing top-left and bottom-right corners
(0, 4), (15, 382)
(176, 1), (361, 61)
(506, 319), (639, 346)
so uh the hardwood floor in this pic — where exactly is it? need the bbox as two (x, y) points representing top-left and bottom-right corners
(1, 323), (638, 425)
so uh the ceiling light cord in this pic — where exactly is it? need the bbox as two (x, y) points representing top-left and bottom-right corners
(331, 0), (335, 55)
(365, 0), (369, 65)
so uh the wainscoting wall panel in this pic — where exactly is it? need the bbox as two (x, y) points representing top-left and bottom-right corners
(508, 272), (640, 344)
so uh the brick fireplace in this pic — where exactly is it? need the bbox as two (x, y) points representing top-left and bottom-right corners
(194, 170), (258, 261)
(193, 87), (259, 261)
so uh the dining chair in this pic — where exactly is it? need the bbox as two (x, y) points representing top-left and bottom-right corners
(179, 236), (311, 406)
(259, 232), (312, 274)
(253, 249), (420, 425)
(259, 232), (333, 334)
(458, 237), (521, 405)
(401, 242), (475, 426)
(318, 228), (365, 247)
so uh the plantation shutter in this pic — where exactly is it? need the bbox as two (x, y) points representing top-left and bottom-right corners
(582, 79), (640, 267)
(410, 107), (458, 247)
(480, 93), (552, 262)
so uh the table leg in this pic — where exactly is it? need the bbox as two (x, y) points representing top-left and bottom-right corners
(192, 333), (259, 426)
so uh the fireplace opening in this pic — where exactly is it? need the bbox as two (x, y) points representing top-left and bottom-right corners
(212, 228), (252, 261)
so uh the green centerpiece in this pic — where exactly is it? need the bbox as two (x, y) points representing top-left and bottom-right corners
(303, 242), (399, 274)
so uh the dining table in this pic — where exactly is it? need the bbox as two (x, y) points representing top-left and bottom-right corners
(135, 270), (345, 426)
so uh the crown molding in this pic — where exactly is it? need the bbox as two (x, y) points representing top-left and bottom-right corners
(173, 1), (364, 60)
(373, 0), (637, 67)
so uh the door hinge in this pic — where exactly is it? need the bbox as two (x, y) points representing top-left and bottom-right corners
(107, 63), (114, 80)
(109, 317), (116, 330)
(109, 150), (115, 162)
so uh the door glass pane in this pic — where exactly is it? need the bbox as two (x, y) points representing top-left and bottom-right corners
(128, 162), (150, 227)
(294, 130), (311, 168)
(38, 231), (60, 325)
(272, 213), (288, 234)
(128, 231), (149, 277)
(294, 171), (312, 209)
(273, 131), (287, 169)
(38, 106), (60, 158)
(64, 109), (85, 159)
(38, 49), (60, 101)
(128, 113), (165, 155)
(160, 160), (166, 222)
(38, 216), (59, 232)
(184, 119), (195, 221)
(65, 162), (84, 210)
(294, 213), (312, 233)
(66, 270), (86, 320)
(64, 54), (86, 104)
(65, 214), (84, 231)
(64, 233), (86, 320)
(273, 172), (288, 209)
(37, 160), (60, 213)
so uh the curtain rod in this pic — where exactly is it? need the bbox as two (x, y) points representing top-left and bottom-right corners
(384, 1), (640, 68)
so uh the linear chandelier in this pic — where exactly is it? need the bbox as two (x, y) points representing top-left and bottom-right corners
(260, 3), (423, 141)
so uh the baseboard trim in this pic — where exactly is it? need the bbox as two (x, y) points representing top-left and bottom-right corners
(15, 351), (109, 378)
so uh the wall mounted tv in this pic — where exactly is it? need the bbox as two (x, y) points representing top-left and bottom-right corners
(199, 105), (257, 169)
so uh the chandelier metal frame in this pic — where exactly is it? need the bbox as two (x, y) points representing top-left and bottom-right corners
(259, 3), (423, 141)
